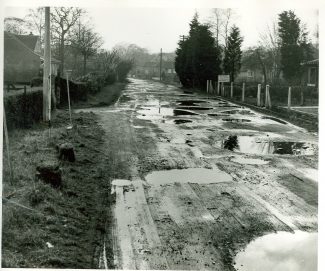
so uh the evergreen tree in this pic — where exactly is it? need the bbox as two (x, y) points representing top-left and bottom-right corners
(223, 26), (243, 82)
(278, 10), (313, 83)
(175, 14), (222, 89)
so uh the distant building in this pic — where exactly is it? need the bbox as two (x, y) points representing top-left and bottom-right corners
(4, 31), (60, 84)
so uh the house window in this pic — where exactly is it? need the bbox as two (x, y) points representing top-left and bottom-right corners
(247, 70), (254, 78)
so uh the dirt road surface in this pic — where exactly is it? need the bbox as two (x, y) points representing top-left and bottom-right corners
(80, 79), (318, 270)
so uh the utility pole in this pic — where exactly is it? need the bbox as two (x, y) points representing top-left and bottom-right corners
(43, 7), (51, 122)
(159, 48), (162, 81)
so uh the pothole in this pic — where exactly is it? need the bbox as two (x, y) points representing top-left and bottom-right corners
(176, 106), (213, 110)
(177, 100), (208, 106)
(234, 231), (317, 271)
(222, 118), (252, 123)
(173, 109), (200, 116)
(220, 109), (254, 115)
(221, 136), (316, 155)
(145, 168), (233, 186)
(174, 119), (193, 124)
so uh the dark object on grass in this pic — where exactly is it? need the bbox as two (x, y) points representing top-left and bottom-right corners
(36, 162), (62, 188)
(57, 143), (76, 162)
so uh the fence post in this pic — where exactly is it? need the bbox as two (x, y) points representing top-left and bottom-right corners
(265, 85), (268, 108)
(217, 81), (220, 96)
(257, 84), (261, 106)
(267, 85), (272, 108)
(241, 82), (245, 102)
(230, 82), (233, 98)
(221, 82), (224, 96)
(3, 109), (14, 184)
(288, 86), (291, 110)
(23, 86), (27, 127)
(300, 88), (304, 105)
(206, 80), (209, 94)
(210, 80), (213, 94)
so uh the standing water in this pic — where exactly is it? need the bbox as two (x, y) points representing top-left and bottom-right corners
(234, 231), (317, 271)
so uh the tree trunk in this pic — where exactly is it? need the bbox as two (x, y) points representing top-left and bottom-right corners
(60, 33), (65, 74)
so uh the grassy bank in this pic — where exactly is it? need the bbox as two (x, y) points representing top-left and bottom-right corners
(1, 82), (128, 268)
(73, 81), (128, 109)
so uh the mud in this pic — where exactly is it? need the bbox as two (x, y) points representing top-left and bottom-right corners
(145, 168), (233, 185)
(88, 79), (318, 270)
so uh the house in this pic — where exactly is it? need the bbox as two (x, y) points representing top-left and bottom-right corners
(301, 59), (318, 88)
(4, 31), (60, 85)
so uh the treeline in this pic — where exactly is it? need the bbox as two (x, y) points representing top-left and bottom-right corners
(176, 10), (318, 89)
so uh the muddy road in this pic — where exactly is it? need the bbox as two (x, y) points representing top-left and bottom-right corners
(80, 79), (318, 270)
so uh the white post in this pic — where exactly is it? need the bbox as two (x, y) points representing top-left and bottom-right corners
(217, 81), (220, 95)
(257, 84), (261, 106)
(288, 86), (292, 109)
(66, 71), (72, 126)
(241, 82), (245, 102)
(265, 85), (269, 108)
(230, 82), (233, 98)
(222, 82), (225, 96)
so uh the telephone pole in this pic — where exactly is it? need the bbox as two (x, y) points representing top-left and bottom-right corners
(43, 7), (51, 122)
(159, 48), (163, 81)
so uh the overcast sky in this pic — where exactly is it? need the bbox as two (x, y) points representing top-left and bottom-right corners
(4, 6), (318, 53)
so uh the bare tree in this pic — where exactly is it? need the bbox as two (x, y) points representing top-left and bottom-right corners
(25, 8), (45, 46)
(209, 8), (235, 49)
(70, 22), (103, 75)
(259, 22), (281, 83)
(50, 7), (85, 74)
(4, 17), (29, 34)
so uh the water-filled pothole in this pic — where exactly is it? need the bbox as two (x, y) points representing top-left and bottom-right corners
(234, 231), (317, 271)
(145, 168), (233, 185)
(176, 106), (213, 111)
(208, 113), (231, 117)
(221, 109), (254, 115)
(261, 116), (287, 124)
(137, 106), (174, 120)
(177, 100), (208, 106)
(173, 109), (200, 116)
(222, 118), (251, 123)
(222, 136), (316, 155)
(174, 119), (193, 124)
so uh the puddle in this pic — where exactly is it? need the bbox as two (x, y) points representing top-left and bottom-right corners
(177, 100), (208, 106)
(174, 119), (193, 124)
(208, 113), (230, 117)
(220, 109), (254, 115)
(231, 157), (269, 165)
(145, 168), (233, 185)
(222, 118), (251, 123)
(173, 109), (200, 116)
(222, 136), (316, 155)
(137, 106), (174, 120)
(234, 231), (317, 271)
(262, 116), (287, 124)
(176, 106), (213, 111)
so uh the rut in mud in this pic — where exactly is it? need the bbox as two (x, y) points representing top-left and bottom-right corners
(87, 79), (318, 270)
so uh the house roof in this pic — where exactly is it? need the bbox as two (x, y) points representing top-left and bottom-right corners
(14, 33), (39, 51)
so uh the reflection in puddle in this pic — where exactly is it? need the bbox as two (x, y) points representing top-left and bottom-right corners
(234, 231), (317, 271)
(145, 168), (233, 185)
(220, 109), (254, 115)
(177, 100), (208, 106)
(222, 136), (316, 155)
(231, 157), (269, 165)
